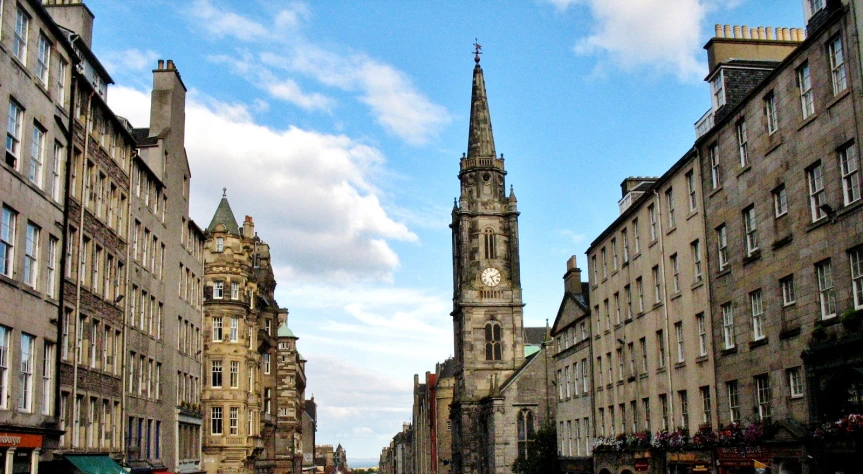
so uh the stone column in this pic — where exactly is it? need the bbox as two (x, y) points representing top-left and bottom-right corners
(5, 448), (15, 474)
(31, 448), (40, 474)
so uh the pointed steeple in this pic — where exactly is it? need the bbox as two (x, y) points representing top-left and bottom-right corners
(207, 188), (241, 234)
(467, 55), (496, 160)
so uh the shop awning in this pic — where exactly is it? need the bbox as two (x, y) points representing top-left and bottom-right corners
(65, 454), (127, 474)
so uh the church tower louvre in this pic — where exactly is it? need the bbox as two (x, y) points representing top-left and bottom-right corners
(450, 48), (525, 474)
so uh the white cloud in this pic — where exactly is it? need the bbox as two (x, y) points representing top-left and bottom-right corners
(101, 49), (160, 76)
(108, 85), (417, 282)
(189, 2), (450, 145)
(551, 0), (709, 81)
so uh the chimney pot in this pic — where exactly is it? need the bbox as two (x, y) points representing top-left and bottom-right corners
(733, 25), (741, 38)
(167, 59), (175, 70)
(158, 59), (164, 70)
(724, 25), (732, 37)
(766, 27), (774, 40)
(742, 25), (750, 39)
(757, 26), (766, 39)
(715, 24), (723, 37)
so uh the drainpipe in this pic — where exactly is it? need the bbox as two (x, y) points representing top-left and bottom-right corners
(71, 87), (94, 450)
(653, 188), (676, 429)
(55, 52), (80, 430)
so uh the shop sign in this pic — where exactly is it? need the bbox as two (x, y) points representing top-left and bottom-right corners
(668, 453), (697, 462)
(634, 459), (649, 472)
(692, 463), (709, 472)
(0, 433), (42, 448)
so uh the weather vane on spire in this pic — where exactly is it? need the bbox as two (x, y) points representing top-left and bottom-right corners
(473, 38), (482, 63)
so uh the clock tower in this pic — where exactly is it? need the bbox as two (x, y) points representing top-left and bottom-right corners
(450, 49), (525, 474)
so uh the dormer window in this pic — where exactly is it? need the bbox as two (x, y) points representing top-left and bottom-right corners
(712, 70), (725, 110)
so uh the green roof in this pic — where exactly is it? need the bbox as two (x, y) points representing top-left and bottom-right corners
(207, 190), (240, 234)
(278, 321), (296, 338)
(65, 455), (126, 474)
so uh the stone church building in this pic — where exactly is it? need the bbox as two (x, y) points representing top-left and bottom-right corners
(449, 52), (555, 474)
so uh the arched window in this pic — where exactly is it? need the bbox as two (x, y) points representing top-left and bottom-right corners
(484, 228), (496, 259)
(517, 409), (535, 459)
(485, 322), (501, 361)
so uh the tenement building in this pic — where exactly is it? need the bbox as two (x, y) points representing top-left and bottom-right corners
(0, 0), (76, 471)
(550, 257), (592, 474)
(202, 197), (306, 474)
(49, 0), (135, 469)
(695, 1), (863, 471)
(587, 151), (718, 473)
(127, 59), (205, 473)
(449, 49), (554, 474)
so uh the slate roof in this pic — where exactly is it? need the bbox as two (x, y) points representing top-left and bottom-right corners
(523, 327), (547, 345)
(132, 127), (158, 146)
(207, 193), (241, 234)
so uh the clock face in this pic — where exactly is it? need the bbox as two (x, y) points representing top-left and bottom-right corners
(481, 267), (501, 287)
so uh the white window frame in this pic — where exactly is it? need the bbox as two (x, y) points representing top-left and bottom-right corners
(213, 281), (224, 299)
(737, 120), (748, 167)
(692, 239), (702, 283)
(230, 317), (239, 342)
(808, 163), (827, 222)
(648, 205), (657, 241)
(765, 93), (778, 134)
(712, 69), (725, 109)
(744, 207), (758, 256)
(829, 36), (847, 95)
(211, 406), (222, 435)
(230, 282), (239, 300)
(675, 322), (684, 363)
(671, 254), (680, 294)
(750, 290), (765, 341)
(839, 144), (860, 205)
(710, 144), (720, 189)
(19, 333), (35, 412)
(788, 367), (804, 399)
(722, 302), (735, 349)
(727, 380), (740, 423)
(717, 225), (728, 271)
(666, 188), (675, 228)
(24, 222), (39, 288)
(851, 248), (863, 309)
(212, 317), (223, 342)
(756, 375), (772, 422)
(36, 33), (50, 86)
(798, 62), (814, 119)
(696, 313), (707, 357)
(29, 124), (45, 187)
(687, 170), (697, 211)
(781, 275), (796, 306)
(7, 101), (24, 163)
(0, 326), (9, 409)
(773, 185), (788, 217)
(816, 260), (836, 319)
(13, 7), (29, 63)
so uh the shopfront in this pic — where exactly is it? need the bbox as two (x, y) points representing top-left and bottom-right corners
(0, 433), (43, 474)
(715, 446), (803, 474)
(665, 450), (712, 474)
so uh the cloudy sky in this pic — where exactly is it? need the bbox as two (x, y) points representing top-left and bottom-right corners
(90, 0), (802, 464)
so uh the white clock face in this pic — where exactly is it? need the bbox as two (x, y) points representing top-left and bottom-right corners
(481, 267), (501, 287)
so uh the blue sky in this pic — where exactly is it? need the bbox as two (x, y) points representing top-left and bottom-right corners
(91, 0), (803, 464)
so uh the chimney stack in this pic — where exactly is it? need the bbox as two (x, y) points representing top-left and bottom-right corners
(563, 256), (583, 296)
(43, 0), (95, 48)
(243, 216), (255, 238)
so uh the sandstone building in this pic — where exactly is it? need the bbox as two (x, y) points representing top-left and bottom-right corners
(550, 257), (592, 474)
(695, 1), (863, 470)
(202, 196), (307, 474)
(0, 1), (77, 471)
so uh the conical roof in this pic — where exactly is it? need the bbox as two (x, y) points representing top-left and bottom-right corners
(466, 60), (496, 160)
(207, 188), (240, 234)
(278, 321), (296, 338)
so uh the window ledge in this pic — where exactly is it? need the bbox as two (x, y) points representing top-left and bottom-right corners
(772, 234), (793, 250)
(805, 218), (829, 233)
(649, 240), (658, 249)
(639, 373), (648, 380)
(632, 252), (642, 261)
(743, 250), (761, 265)
(837, 199), (863, 219)
(821, 315), (840, 326)
(674, 362), (686, 369)
(696, 355), (709, 363)
(617, 380), (624, 386)
(716, 268), (731, 278)
(708, 186), (723, 198)
(797, 113), (818, 131)
(686, 210), (699, 221)
(691, 280), (704, 291)
(749, 338), (769, 349)
(826, 88), (851, 111)
(653, 302), (664, 310)
(666, 225), (677, 236)
(656, 367), (667, 375)
(671, 292), (682, 301)
(720, 346), (737, 356)
(736, 164), (752, 177)
(779, 326), (801, 340)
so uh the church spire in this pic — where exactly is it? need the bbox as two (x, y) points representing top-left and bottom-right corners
(467, 41), (496, 160)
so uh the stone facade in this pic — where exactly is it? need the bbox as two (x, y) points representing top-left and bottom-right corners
(125, 58), (206, 473)
(0, 1), (77, 471)
(202, 201), (287, 474)
(696, 1), (863, 471)
(550, 257), (593, 474)
(434, 359), (455, 474)
(48, 0), (133, 468)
